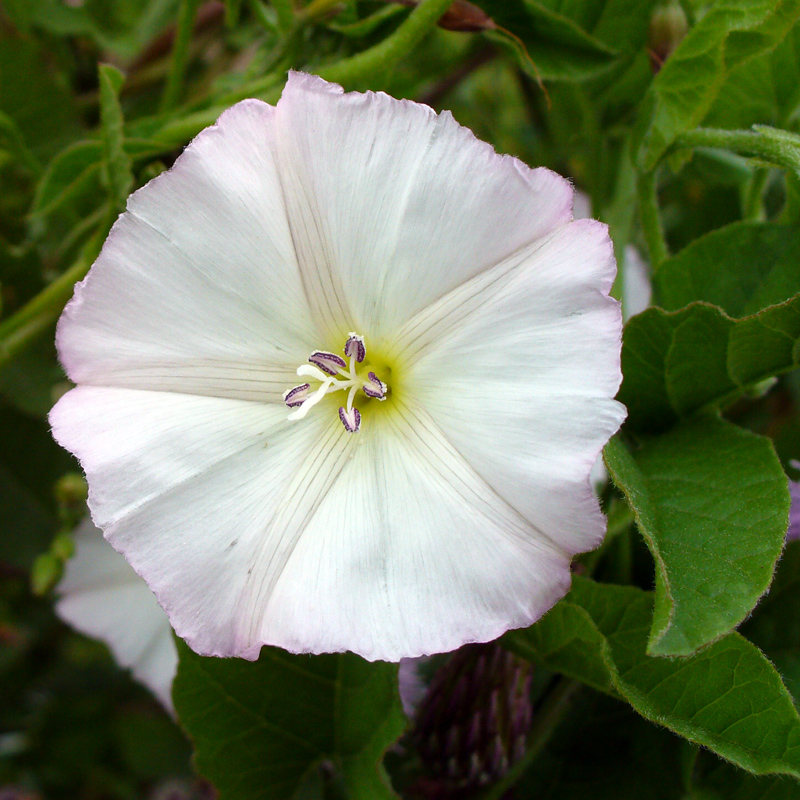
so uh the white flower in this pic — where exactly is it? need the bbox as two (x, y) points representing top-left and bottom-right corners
(49, 72), (625, 662)
(56, 516), (177, 710)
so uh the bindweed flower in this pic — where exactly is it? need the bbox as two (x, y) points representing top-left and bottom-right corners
(56, 517), (177, 710)
(50, 72), (625, 662)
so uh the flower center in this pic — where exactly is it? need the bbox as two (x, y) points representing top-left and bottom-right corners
(283, 333), (388, 433)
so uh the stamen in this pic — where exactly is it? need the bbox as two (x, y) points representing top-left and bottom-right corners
(282, 383), (311, 407)
(309, 350), (347, 376)
(363, 371), (387, 400)
(339, 406), (361, 433)
(284, 333), (388, 431)
(344, 333), (366, 363)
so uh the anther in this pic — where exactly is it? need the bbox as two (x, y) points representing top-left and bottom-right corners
(339, 406), (361, 433)
(283, 383), (311, 407)
(363, 371), (387, 400)
(344, 333), (366, 363)
(309, 351), (347, 376)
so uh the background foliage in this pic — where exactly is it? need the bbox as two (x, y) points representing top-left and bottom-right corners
(2, 0), (800, 798)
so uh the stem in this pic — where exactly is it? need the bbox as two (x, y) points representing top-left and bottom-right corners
(637, 169), (669, 270)
(318, 0), (453, 85)
(743, 166), (769, 221)
(160, 0), (202, 112)
(0, 222), (109, 369)
(672, 126), (800, 173)
(480, 678), (581, 800)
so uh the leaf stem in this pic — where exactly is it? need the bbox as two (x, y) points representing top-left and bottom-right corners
(160, 0), (203, 112)
(0, 221), (109, 369)
(480, 678), (581, 800)
(743, 167), (770, 221)
(672, 126), (800, 173)
(637, 168), (669, 270)
(318, 0), (453, 86)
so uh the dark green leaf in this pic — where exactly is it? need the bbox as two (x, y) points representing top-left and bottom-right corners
(173, 642), (406, 800)
(742, 541), (800, 705)
(507, 577), (800, 778)
(654, 222), (800, 316)
(619, 298), (800, 433)
(690, 750), (800, 799)
(605, 418), (788, 656)
(632, 0), (800, 171)
(474, 0), (657, 82)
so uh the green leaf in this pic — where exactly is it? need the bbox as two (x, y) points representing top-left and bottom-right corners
(506, 577), (800, 778)
(654, 222), (800, 316)
(632, 0), (800, 172)
(742, 541), (800, 705)
(474, 0), (657, 82)
(173, 641), (406, 800)
(704, 19), (800, 130)
(604, 418), (788, 656)
(98, 64), (133, 212)
(690, 750), (800, 799)
(619, 297), (800, 433)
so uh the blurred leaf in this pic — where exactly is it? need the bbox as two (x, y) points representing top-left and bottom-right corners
(13, 0), (182, 61)
(654, 222), (800, 315)
(474, 0), (657, 81)
(0, 34), (80, 159)
(98, 64), (133, 212)
(173, 641), (406, 800)
(632, 0), (800, 172)
(619, 296), (800, 433)
(516, 690), (686, 799)
(506, 577), (800, 779)
(605, 418), (788, 656)
(30, 140), (104, 229)
(742, 541), (800, 704)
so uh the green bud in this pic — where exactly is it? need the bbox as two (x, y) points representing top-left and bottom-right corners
(31, 552), (63, 597)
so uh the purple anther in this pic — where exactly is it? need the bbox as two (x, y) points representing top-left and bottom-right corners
(283, 383), (311, 408)
(362, 371), (387, 400)
(309, 350), (347, 376)
(344, 333), (366, 363)
(339, 406), (361, 433)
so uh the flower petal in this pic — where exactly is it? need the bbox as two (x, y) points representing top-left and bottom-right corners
(56, 517), (177, 711)
(257, 405), (571, 662)
(57, 99), (314, 403)
(401, 219), (626, 555)
(51, 385), (569, 662)
(273, 72), (573, 343)
(50, 386), (354, 659)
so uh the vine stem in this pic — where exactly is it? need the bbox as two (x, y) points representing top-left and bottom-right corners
(479, 678), (581, 800)
(318, 0), (454, 85)
(637, 168), (669, 271)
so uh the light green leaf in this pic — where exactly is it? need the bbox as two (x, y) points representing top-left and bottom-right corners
(654, 222), (800, 316)
(98, 64), (133, 212)
(632, 0), (800, 172)
(507, 577), (800, 778)
(704, 19), (800, 130)
(605, 418), (788, 656)
(173, 642), (406, 800)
